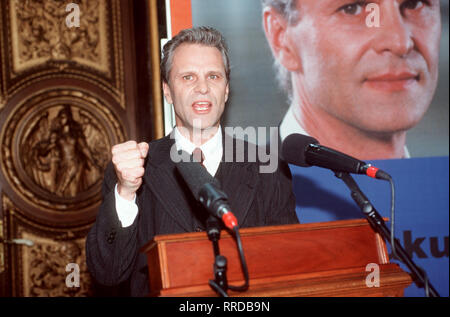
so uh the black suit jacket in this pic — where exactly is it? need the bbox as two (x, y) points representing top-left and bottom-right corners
(86, 133), (299, 296)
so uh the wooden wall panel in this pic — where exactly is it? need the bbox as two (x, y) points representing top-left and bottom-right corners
(0, 0), (160, 296)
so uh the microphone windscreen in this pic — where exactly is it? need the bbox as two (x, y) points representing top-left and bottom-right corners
(176, 160), (219, 199)
(281, 133), (319, 167)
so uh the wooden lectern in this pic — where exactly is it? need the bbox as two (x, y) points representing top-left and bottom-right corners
(141, 219), (412, 297)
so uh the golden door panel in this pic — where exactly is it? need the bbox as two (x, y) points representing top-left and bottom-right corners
(9, 0), (110, 75)
(1, 0), (126, 111)
(3, 195), (93, 297)
(0, 0), (157, 296)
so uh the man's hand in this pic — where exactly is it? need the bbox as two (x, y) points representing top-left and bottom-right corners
(111, 141), (149, 201)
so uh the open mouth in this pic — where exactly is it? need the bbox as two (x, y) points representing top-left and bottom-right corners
(192, 101), (212, 114)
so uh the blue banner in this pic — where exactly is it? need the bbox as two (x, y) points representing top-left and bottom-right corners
(291, 156), (449, 297)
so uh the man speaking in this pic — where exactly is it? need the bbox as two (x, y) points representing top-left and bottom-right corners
(86, 26), (299, 296)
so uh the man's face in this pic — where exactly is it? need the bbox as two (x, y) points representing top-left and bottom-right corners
(285, 0), (441, 134)
(163, 43), (229, 134)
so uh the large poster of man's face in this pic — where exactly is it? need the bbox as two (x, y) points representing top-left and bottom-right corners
(187, 0), (448, 160)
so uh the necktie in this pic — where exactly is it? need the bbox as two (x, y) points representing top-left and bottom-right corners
(192, 148), (205, 168)
(192, 148), (207, 232)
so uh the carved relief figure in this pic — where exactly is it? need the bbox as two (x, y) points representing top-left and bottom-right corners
(78, 110), (109, 178)
(23, 111), (53, 190)
(23, 105), (107, 198)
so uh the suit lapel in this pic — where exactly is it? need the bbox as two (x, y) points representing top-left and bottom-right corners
(218, 133), (259, 224)
(143, 135), (194, 232)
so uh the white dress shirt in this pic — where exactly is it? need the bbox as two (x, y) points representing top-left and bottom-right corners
(279, 106), (308, 142)
(114, 126), (223, 227)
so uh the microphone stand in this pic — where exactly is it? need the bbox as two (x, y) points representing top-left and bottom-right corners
(334, 171), (440, 297)
(206, 216), (229, 297)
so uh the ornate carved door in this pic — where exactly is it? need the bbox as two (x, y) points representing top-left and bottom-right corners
(0, 0), (160, 296)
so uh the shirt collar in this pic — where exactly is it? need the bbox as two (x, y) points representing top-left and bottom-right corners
(279, 106), (308, 141)
(174, 126), (223, 161)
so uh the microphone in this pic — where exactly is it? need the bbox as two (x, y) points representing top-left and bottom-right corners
(176, 160), (238, 230)
(281, 133), (391, 180)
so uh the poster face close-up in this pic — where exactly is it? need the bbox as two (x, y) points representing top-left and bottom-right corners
(184, 0), (449, 160)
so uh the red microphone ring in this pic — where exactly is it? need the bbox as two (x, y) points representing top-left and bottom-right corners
(366, 166), (379, 178)
(222, 212), (238, 230)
